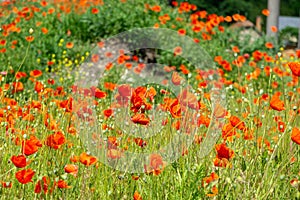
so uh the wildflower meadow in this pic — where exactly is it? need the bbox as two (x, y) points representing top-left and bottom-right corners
(0, 0), (300, 199)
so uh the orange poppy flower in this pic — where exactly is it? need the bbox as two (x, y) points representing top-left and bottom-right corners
(232, 14), (240, 21)
(25, 36), (34, 42)
(12, 82), (24, 93)
(207, 185), (218, 197)
(41, 27), (48, 34)
(11, 155), (27, 168)
(30, 69), (42, 77)
(213, 103), (227, 118)
(202, 172), (219, 186)
(149, 154), (164, 170)
(48, 8), (55, 14)
(66, 42), (73, 49)
(171, 71), (184, 86)
(197, 115), (210, 128)
(270, 95), (285, 111)
(15, 169), (35, 184)
(262, 9), (270, 16)
(107, 149), (123, 159)
(64, 164), (79, 177)
(151, 5), (161, 12)
(229, 115), (246, 131)
(131, 113), (150, 125)
(173, 46), (182, 56)
(79, 152), (97, 166)
(271, 26), (277, 33)
(232, 46), (240, 53)
(167, 98), (182, 118)
(222, 123), (236, 141)
(57, 180), (71, 189)
(70, 155), (79, 163)
(291, 127), (300, 145)
(133, 191), (142, 200)
(265, 42), (273, 49)
(288, 62), (300, 77)
(91, 54), (99, 63)
(224, 16), (232, 22)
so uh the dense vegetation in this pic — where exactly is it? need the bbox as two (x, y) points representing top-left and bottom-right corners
(0, 0), (300, 199)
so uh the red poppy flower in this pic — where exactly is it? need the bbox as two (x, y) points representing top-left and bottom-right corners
(40, 1), (47, 7)
(92, 87), (106, 99)
(12, 82), (24, 93)
(0, 39), (6, 46)
(134, 138), (147, 148)
(11, 155), (27, 168)
(46, 131), (66, 149)
(34, 81), (44, 93)
(0, 48), (6, 53)
(15, 72), (27, 80)
(103, 108), (113, 118)
(47, 79), (55, 85)
(30, 69), (42, 77)
(1, 181), (12, 188)
(15, 169), (35, 184)
(22, 136), (42, 156)
(178, 29), (186, 35)
(34, 176), (49, 194)
(277, 121), (285, 133)
(215, 143), (234, 160)
(57, 180), (71, 189)
(118, 84), (132, 97)
(91, 8), (99, 14)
